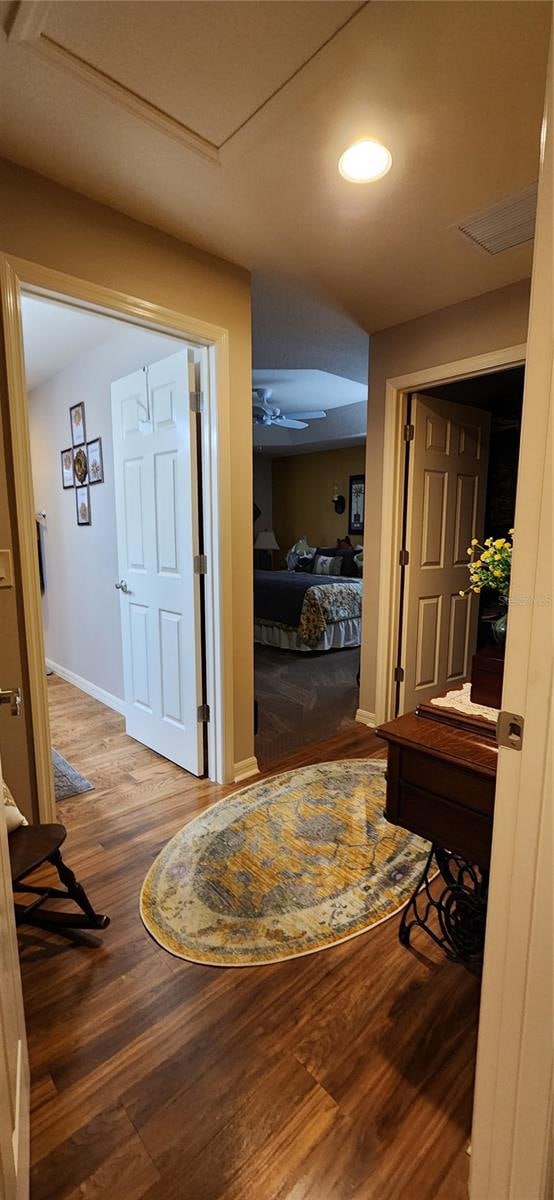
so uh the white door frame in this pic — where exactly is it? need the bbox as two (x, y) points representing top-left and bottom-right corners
(374, 342), (526, 727)
(0, 253), (235, 819)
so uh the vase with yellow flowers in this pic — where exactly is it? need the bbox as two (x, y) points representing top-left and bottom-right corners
(460, 530), (513, 647)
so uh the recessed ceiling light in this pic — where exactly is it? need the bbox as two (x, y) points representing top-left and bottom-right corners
(338, 139), (392, 183)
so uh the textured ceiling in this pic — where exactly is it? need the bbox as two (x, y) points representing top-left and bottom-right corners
(252, 274), (369, 383)
(1, 1), (550, 331)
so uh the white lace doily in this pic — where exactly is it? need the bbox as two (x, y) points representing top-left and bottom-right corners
(430, 682), (498, 724)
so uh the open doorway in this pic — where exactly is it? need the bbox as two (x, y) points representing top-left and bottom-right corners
(251, 369), (367, 765)
(19, 292), (211, 805)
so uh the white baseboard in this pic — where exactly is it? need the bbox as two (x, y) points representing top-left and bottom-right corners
(356, 707), (377, 728)
(233, 755), (259, 784)
(46, 659), (125, 716)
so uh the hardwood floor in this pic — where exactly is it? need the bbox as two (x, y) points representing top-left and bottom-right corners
(22, 675), (479, 1200)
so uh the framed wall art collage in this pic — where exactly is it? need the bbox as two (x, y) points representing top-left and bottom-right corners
(60, 402), (104, 525)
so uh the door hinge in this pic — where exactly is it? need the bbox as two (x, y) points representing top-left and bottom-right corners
(193, 554), (207, 575)
(403, 423), (415, 442)
(189, 390), (204, 414)
(197, 703), (210, 723)
(399, 548), (410, 566)
(496, 710), (524, 751)
(394, 666), (404, 684)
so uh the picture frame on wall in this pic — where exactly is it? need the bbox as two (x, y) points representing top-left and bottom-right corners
(70, 401), (86, 447)
(73, 446), (88, 485)
(61, 447), (74, 490)
(75, 485), (91, 526)
(87, 437), (104, 484)
(348, 474), (365, 536)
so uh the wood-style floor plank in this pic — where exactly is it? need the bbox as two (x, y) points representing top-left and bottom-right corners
(21, 676), (478, 1199)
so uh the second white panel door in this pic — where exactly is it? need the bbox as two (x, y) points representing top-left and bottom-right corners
(111, 349), (204, 776)
(401, 393), (491, 712)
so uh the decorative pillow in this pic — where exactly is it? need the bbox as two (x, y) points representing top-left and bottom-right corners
(313, 554), (342, 576)
(354, 550), (363, 576)
(294, 555), (315, 573)
(286, 537), (316, 572)
(317, 546), (359, 578)
(3, 778), (28, 833)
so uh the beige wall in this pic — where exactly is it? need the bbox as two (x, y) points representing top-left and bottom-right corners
(361, 277), (531, 716)
(0, 157), (253, 797)
(272, 444), (366, 563)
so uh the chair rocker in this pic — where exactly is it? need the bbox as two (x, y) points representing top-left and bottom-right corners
(9, 822), (110, 937)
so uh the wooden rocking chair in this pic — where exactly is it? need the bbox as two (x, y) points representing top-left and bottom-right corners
(9, 823), (110, 938)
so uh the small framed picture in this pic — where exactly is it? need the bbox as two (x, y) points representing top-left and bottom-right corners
(87, 438), (104, 484)
(61, 447), (74, 490)
(73, 446), (88, 485)
(348, 474), (365, 536)
(75, 485), (91, 526)
(70, 402), (86, 447)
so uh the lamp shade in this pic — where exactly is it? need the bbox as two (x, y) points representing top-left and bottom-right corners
(255, 530), (279, 551)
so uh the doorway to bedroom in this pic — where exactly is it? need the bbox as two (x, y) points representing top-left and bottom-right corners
(18, 289), (217, 810)
(250, 275), (369, 766)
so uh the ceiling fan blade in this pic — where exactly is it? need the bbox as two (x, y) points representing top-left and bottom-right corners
(273, 417), (308, 430)
(291, 410), (327, 421)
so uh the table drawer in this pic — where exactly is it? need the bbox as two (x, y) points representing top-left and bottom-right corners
(391, 780), (492, 868)
(400, 747), (495, 817)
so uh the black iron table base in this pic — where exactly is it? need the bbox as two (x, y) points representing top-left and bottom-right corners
(399, 844), (489, 970)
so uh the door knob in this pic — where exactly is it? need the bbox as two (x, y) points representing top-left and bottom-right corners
(115, 579), (132, 595)
(0, 687), (21, 717)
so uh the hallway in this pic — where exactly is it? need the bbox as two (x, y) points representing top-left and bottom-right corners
(22, 677), (478, 1200)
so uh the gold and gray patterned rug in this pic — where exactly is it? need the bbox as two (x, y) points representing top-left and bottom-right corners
(140, 759), (430, 967)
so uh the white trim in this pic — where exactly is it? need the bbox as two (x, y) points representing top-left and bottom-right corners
(470, 44), (552, 1198)
(45, 659), (125, 716)
(374, 342), (527, 725)
(355, 708), (376, 728)
(233, 756), (259, 784)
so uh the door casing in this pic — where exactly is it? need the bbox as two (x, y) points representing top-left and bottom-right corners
(0, 252), (236, 818)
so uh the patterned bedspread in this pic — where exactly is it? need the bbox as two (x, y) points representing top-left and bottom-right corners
(255, 575), (363, 649)
(297, 580), (363, 647)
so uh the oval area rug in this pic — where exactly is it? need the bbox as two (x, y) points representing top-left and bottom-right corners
(140, 759), (430, 966)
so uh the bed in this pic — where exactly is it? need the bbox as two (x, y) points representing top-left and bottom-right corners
(254, 569), (363, 652)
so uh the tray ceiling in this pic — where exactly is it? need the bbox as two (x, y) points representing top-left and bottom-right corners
(0, 1), (550, 331)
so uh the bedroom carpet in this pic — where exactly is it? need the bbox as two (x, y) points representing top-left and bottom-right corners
(254, 643), (360, 765)
(140, 759), (431, 966)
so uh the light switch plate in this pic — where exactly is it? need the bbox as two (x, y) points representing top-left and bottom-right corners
(0, 549), (14, 588)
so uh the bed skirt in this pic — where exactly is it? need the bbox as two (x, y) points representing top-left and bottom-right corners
(254, 617), (361, 653)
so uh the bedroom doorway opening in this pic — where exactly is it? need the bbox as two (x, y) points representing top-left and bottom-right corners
(13, 287), (221, 818)
(249, 276), (370, 767)
(393, 365), (524, 718)
(252, 394), (367, 765)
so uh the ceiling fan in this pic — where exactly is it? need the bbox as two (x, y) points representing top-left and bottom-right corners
(252, 387), (326, 430)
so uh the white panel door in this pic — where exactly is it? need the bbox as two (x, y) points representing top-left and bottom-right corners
(0, 754), (29, 1200)
(111, 350), (204, 775)
(401, 393), (491, 712)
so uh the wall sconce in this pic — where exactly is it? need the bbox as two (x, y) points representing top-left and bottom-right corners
(332, 483), (345, 515)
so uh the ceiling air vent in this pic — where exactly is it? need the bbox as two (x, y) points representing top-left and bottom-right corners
(456, 183), (538, 255)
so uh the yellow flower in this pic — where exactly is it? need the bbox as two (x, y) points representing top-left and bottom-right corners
(494, 569), (502, 577)
(467, 547), (473, 556)
(471, 538), (478, 546)
(509, 528), (514, 535)
(474, 586), (481, 593)
(494, 538), (506, 548)
(458, 590), (466, 597)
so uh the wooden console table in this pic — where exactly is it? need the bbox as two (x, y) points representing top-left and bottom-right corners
(376, 702), (498, 968)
